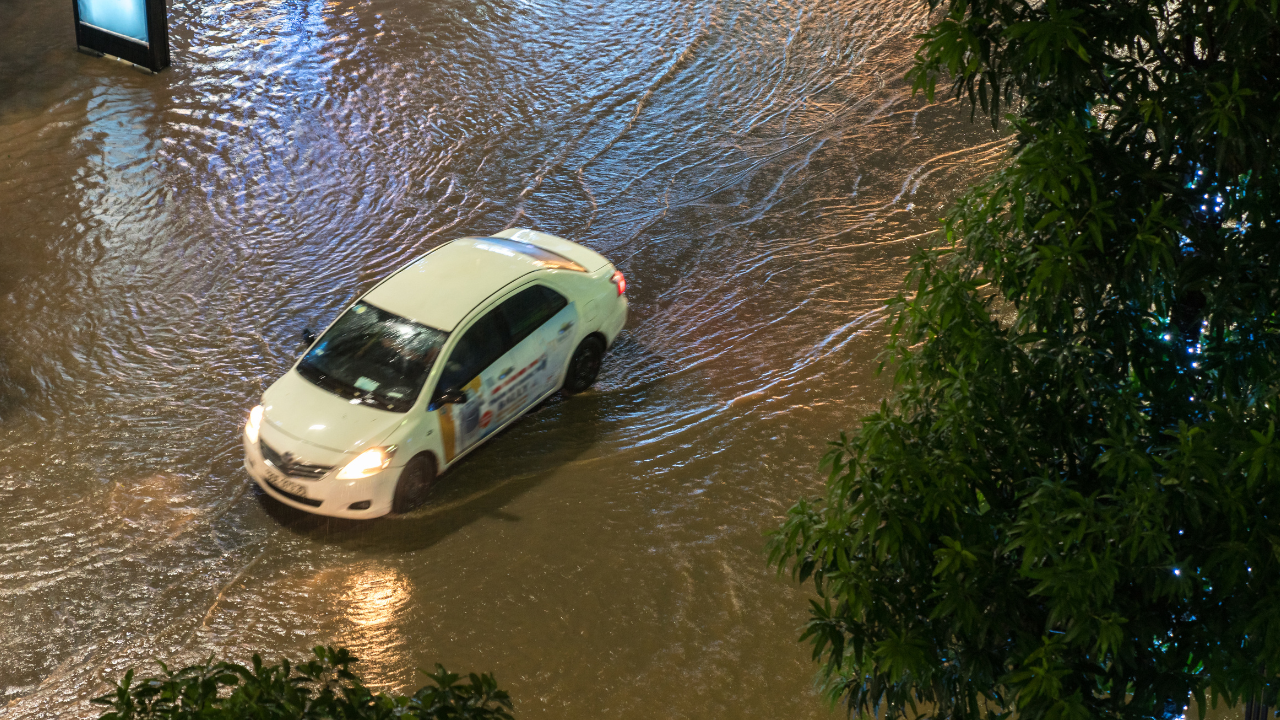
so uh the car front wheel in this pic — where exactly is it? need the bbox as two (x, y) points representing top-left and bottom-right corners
(392, 453), (437, 513)
(563, 336), (605, 394)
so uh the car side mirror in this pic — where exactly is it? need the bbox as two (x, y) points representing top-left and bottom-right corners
(435, 389), (468, 406)
(301, 328), (317, 346)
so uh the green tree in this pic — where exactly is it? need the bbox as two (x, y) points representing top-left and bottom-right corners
(768, 0), (1280, 718)
(94, 646), (513, 720)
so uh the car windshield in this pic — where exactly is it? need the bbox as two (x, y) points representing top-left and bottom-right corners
(296, 302), (447, 413)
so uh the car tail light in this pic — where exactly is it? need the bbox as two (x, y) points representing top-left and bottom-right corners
(611, 270), (626, 295)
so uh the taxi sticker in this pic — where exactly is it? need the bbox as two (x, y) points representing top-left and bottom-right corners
(441, 356), (554, 462)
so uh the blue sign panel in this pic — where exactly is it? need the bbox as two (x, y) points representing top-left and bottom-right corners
(76, 0), (149, 45)
(72, 0), (168, 72)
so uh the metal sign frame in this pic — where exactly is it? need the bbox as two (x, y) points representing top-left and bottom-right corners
(72, 0), (170, 73)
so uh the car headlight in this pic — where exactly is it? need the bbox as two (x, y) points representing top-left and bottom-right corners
(336, 447), (395, 480)
(245, 405), (264, 444)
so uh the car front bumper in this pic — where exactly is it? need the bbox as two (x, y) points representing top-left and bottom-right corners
(243, 430), (397, 519)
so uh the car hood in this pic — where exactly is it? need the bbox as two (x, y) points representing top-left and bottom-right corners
(260, 369), (405, 454)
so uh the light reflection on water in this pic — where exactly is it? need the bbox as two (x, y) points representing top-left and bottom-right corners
(1, 0), (1006, 716)
(336, 566), (413, 688)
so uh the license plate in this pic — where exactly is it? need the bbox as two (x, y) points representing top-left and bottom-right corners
(265, 469), (308, 498)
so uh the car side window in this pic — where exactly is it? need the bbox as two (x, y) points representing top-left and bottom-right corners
(499, 285), (569, 346)
(434, 309), (510, 397)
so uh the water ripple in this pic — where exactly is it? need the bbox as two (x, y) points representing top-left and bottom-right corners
(0, 0), (1002, 715)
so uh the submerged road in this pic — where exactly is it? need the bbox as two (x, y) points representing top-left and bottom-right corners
(0, 0), (1001, 715)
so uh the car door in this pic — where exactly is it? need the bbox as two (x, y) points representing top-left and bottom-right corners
(494, 283), (577, 415)
(431, 283), (577, 464)
(431, 307), (512, 463)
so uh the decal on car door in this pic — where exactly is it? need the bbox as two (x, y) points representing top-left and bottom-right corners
(439, 354), (554, 462)
(435, 297), (578, 464)
(438, 375), (482, 463)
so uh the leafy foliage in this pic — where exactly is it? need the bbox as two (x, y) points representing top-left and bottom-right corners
(93, 646), (514, 720)
(769, 0), (1280, 719)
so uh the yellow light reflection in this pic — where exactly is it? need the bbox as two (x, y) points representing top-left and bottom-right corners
(337, 565), (413, 690)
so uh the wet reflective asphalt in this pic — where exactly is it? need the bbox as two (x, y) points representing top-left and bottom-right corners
(0, 0), (1003, 715)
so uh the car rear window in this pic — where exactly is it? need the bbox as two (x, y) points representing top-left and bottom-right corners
(473, 238), (588, 272)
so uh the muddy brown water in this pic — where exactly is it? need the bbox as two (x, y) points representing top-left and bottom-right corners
(0, 0), (1006, 716)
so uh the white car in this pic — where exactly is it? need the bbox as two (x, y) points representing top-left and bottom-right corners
(242, 229), (627, 518)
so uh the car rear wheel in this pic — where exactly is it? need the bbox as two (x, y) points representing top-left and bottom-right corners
(392, 453), (437, 513)
(563, 335), (605, 394)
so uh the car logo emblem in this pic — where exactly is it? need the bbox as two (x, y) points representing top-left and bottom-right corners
(281, 452), (296, 473)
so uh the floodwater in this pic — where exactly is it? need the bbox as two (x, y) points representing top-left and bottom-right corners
(0, 0), (1005, 716)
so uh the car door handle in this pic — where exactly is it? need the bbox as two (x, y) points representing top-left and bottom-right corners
(559, 322), (573, 334)
(499, 367), (514, 379)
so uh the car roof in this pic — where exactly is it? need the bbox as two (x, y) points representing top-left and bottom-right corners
(362, 237), (551, 332)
